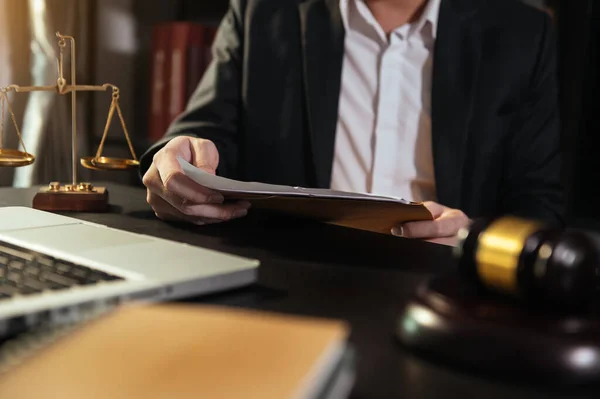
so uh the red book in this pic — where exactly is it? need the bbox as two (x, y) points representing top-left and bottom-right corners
(166, 23), (194, 127)
(186, 25), (205, 99)
(148, 22), (216, 142)
(148, 24), (171, 141)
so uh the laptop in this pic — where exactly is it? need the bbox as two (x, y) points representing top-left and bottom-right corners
(0, 206), (260, 337)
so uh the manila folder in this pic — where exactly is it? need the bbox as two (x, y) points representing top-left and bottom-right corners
(178, 157), (433, 235)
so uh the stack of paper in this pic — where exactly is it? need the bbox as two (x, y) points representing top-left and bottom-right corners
(178, 157), (433, 234)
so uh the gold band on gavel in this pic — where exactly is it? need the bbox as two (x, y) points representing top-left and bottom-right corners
(475, 217), (542, 294)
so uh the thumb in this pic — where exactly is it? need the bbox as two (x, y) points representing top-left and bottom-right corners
(422, 201), (447, 219)
(190, 138), (220, 175)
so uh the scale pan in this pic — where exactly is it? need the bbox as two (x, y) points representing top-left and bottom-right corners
(0, 149), (35, 167)
(80, 156), (139, 171)
(80, 157), (104, 171)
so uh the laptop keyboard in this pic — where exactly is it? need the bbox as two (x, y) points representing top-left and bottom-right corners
(0, 240), (124, 300)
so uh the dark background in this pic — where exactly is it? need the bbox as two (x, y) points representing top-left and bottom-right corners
(556, 0), (600, 226)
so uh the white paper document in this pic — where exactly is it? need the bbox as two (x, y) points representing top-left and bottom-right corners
(177, 157), (413, 204)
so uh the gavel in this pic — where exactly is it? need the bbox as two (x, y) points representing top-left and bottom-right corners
(454, 216), (600, 309)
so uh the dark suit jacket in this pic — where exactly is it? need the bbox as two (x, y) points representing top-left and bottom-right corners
(140, 0), (565, 224)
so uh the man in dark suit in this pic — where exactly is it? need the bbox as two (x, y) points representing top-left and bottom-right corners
(140, 0), (563, 246)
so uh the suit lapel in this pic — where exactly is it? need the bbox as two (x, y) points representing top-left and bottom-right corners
(299, 0), (345, 188)
(431, 0), (483, 208)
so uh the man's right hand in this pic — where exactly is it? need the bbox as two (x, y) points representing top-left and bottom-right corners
(142, 136), (251, 225)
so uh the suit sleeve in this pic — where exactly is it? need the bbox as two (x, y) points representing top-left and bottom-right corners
(138, 0), (246, 179)
(500, 13), (565, 225)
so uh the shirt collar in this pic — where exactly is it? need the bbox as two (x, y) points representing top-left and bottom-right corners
(340, 0), (441, 40)
(413, 0), (441, 39)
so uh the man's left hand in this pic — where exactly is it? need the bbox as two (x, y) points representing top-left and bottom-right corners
(392, 201), (471, 246)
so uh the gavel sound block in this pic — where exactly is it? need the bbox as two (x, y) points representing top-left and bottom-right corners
(397, 217), (600, 385)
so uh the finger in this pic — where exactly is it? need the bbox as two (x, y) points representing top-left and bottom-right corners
(154, 148), (224, 205)
(149, 192), (206, 225)
(154, 208), (227, 226)
(399, 209), (469, 239)
(148, 191), (250, 223)
(143, 162), (190, 209)
(153, 145), (186, 186)
(165, 171), (224, 205)
(424, 236), (459, 247)
(422, 201), (446, 218)
(179, 200), (252, 221)
(142, 161), (163, 192)
(397, 218), (457, 239)
(190, 139), (220, 174)
(150, 194), (242, 225)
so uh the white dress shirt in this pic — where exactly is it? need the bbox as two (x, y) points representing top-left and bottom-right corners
(330, 0), (440, 202)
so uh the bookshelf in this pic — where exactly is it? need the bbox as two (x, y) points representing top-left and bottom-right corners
(555, 0), (600, 224)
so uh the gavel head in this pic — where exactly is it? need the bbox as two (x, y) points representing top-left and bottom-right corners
(454, 216), (600, 310)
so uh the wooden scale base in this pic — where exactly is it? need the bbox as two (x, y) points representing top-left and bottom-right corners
(397, 273), (600, 386)
(32, 182), (109, 212)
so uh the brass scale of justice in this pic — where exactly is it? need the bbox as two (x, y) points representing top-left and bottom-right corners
(0, 32), (139, 212)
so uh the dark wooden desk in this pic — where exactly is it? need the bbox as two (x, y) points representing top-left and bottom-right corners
(0, 184), (597, 399)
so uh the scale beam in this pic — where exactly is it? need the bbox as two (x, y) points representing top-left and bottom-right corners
(4, 83), (119, 94)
